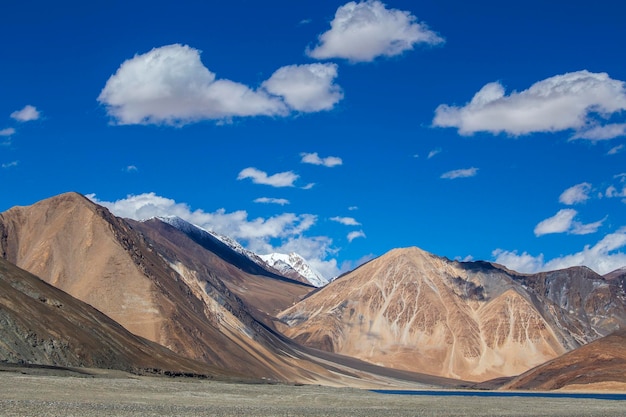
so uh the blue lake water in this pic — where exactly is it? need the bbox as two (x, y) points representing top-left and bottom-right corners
(371, 390), (626, 401)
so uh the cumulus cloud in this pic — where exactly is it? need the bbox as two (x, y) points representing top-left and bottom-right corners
(347, 230), (366, 242)
(307, 0), (443, 62)
(87, 192), (342, 279)
(1, 161), (19, 169)
(124, 165), (138, 172)
(0, 128), (16, 136)
(262, 64), (343, 112)
(253, 197), (290, 205)
(493, 227), (626, 275)
(605, 185), (626, 199)
(559, 182), (592, 205)
(300, 152), (343, 167)
(433, 71), (626, 137)
(534, 209), (604, 236)
(237, 167), (299, 187)
(10, 105), (40, 122)
(440, 167), (478, 179)
(330, 216), (361, 226)
(98, 44), (343, 125)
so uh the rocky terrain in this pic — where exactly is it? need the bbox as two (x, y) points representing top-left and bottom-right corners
(278, 247), (626, 381)
(0, 257), (229, 377)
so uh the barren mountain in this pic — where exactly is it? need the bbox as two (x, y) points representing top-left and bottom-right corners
(504, 330), (626, 391)
(127, 217), (313, 329)
(0, 257), (230, 377)
(278, 247), (626, 382)
(0, 193), (318, 381)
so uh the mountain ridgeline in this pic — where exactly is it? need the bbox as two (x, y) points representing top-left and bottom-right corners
(1, 192), (625, 389)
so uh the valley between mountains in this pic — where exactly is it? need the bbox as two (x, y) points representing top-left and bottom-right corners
(1, 192), (625, 391)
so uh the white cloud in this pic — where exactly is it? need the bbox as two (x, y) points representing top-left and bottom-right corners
(605, 185), (626, 198)
(262, 64), (343, 112)
(307, 0), (443, 62)
(433, 71), (626, 137)
(348, 206), (358, 211)
(87, 192), (342, 279)
(302, 183), (316, 190)
(330, 216), (361, 226)
(300, 152), (343, 167)
(559, 182), (592, 205)
(440, 167), (478, 179)
(608, 144), (624, 155)
(571, 123), (626, 141)
(493, 227), (626, 275)
(98, 44), (344, 126)
(534, 209), (604, 236)
(427, 148), (441, 159)
(1, 161), (18, 169)
(10, 105), (40, 122)
(124, 165), (138, 172)
(253, 197), (290, 205)
(237, 167), (299, 187)
(347, 230), (366, 242)
(0, 128), (16, 136)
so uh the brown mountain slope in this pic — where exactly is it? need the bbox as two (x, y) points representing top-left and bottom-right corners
(0, 257), (231, 377)
(504, 330), (626, 391)
(128, 218), (311, 329)
(0, 192), (318, 381)
(278, 247), (626, 382)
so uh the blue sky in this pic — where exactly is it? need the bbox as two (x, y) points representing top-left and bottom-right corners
(2, 0), (626, 278)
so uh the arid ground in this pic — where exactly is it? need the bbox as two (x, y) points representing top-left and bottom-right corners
(0, 368), (624, 417)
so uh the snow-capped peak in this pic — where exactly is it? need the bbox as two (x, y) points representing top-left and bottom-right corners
(152, 216), (328, 286)
(259, 252), (329, 287)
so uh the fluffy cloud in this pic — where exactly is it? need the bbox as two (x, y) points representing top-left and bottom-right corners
(559, 182), (592, 205)
(300, 152), (343, 167)
(0, 128), (16, 136)
(88, 192), (344, 279)
(440, 167), (478, 179)
(534, 209), (604, 236)
(347, 230), (366, 242)
(262, 64), (343, 112)
(98, 44), (343, 125)
(307, 0), (443, 62)
(253, 197), (290, 205)
(330, 216), (361, 226)
(237, 167), (299, 187)
(493, 227), (626, 275)
(434, 71), (626, 137)
(10, 105), (40, 122)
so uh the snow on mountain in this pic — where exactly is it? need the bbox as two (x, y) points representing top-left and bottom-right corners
(154, 216), (328, 287)
(259, 252), (329, 288)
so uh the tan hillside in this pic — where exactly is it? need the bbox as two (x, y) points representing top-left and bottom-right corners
(0, 192), (315, 381)
(279, 247), (624, 382)
(0, 257), (231, 377)
(504, 330), (626, 391)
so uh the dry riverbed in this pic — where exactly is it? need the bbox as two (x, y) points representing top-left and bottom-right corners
(0, 368), (624, 416)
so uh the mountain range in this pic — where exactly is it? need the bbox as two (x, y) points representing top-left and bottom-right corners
(1, 192), (625, 390)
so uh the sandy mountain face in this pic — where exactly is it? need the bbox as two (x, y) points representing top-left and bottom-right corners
(278, 247), (626, 382)
(0, 257), (229, 377)
(504, 330), (626, 391)
(0, 193), (319, 381)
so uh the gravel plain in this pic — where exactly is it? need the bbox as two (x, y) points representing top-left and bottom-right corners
(1, 370), (625, 417)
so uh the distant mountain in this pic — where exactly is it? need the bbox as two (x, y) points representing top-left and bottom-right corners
(504, 330), (626, 391)
(0, 257), (229, 377)
(259, 252), (329, 287)
(278, 247), (626, 382)
(158, 216), (323, 286)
